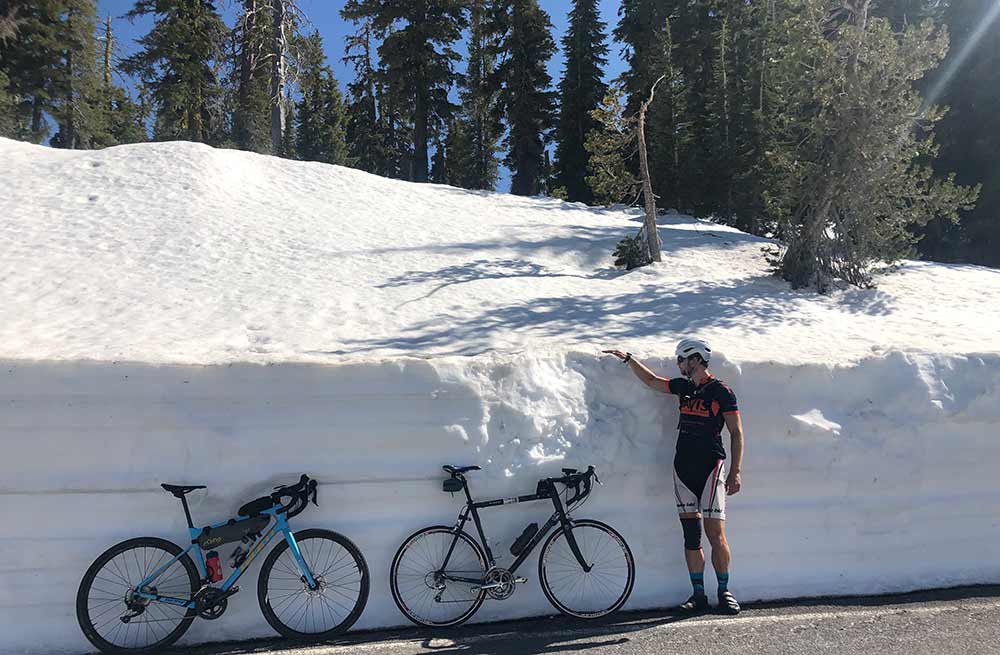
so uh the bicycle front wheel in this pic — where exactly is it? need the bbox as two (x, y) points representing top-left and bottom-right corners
(538, 519), (635, 619)
(390, 526), (488, 627)
(76, 537), (199, 654)
(257, 529), (370, 639)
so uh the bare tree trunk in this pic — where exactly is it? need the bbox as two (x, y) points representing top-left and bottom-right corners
(270, 0), (286, 153)
(65, 49), (76, 149)
(103, 15), (113, 101)
(720, 14), (732, 214)
(638, 75), (666, 263)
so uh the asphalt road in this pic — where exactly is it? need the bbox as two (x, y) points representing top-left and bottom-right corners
(124, 586), (1000, 655)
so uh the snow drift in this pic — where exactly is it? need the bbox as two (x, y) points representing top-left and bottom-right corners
(2, 138), (999, 654)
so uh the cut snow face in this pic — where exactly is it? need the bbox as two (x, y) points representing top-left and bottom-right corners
(3, 137), (998, 365)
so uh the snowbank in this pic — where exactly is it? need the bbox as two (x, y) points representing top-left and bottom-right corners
(3, 351), (1000, 653)
(3, 137), (1000, 366)
(2, 139), (1000, 653)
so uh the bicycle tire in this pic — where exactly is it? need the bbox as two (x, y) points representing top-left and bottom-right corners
(538, 519), (635, 619)
(389, 526), (488, 627)
(76, 537), (199, 654)
(257, 529), (370, 639)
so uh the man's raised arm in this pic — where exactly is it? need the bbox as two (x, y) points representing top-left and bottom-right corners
(603, 350), (671, 394)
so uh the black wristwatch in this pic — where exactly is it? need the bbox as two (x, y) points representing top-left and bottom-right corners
(622, 352), (632, 365)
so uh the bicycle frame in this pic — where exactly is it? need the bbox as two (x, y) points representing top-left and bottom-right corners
(440, 479), (592, 587)
(133, 505), (317, 609)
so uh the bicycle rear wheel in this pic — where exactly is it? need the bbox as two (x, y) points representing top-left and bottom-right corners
(258, 529), (370, 639)
(390, 526), (488, 627)
(538, 519), (635, 619)
(76, 537), (199, 654)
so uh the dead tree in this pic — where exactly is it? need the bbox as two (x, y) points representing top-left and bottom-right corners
(637, 75), (666, 263)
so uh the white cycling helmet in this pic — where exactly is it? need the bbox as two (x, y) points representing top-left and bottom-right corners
(676, 338), (712, 364)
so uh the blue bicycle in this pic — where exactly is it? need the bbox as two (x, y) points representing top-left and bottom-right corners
(76, 475), (369, 654)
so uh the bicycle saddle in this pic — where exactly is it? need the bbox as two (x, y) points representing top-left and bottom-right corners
(161, 483), (206, 497)
(442, 465), (481, 475)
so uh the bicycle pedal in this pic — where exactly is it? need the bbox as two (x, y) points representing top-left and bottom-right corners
(514, 577), (527, 584)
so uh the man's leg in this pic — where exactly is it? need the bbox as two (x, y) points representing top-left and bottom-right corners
(678, 511), (709, 612)
(703, 518), (730, 574)
(704, 518), (740, 614)
(674, 463), (710, 613)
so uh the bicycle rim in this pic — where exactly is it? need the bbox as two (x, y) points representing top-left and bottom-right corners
(539, 520), (635, 618)
(76, 538), (198, 654)
(390, 527), (487, 627)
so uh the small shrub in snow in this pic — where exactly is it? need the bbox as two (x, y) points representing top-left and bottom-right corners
(613, 230), (651, 270)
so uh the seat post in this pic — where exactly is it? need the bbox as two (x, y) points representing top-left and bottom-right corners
(179, 495), (195, 529)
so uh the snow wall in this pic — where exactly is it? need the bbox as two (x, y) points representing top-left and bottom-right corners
(3, 350), (1000, 654)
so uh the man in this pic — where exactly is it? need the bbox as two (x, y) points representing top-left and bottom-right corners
(604, 338), (744, 615)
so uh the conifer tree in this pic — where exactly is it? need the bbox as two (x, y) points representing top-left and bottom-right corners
(122, 0), (229, 144)
(553, 0), (608, 204)
(917, 0), (1000, 266)
(0, 0), (75, 141)
(341, 0), (466, 183)
(766, 0), (978, 289)
(294, 31), (348, 165)
(499, 0), (556, 196)
(449, 0), (502, 190)
(342, 15), (384, 175)
(232, 0), (274, 152)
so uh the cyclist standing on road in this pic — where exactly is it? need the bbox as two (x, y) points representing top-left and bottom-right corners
(604, 338), (744, 615)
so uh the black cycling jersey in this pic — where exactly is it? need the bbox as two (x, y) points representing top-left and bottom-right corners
(666, 375), (739, 465)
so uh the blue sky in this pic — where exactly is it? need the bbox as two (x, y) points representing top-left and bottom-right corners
(97, 0), (628, 189)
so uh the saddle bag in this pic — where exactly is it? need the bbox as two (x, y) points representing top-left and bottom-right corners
(442, 478), (465, 493)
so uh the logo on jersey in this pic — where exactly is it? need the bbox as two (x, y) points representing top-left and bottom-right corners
(680, 397), (711, 417)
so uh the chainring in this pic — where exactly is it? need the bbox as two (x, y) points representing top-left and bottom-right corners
(195, 587), (228, 620)
(483, 568), (516, 600)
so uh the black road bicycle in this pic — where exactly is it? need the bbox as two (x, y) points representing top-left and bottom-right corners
(389, 465), (635, 627)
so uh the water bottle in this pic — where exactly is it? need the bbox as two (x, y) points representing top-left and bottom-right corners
(510, 523), (539, 556)
(205, 551), (223, 583)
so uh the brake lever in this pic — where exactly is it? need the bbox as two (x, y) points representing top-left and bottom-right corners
(309, 480), (318, 506)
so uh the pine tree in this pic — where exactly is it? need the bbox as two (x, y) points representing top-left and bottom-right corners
(766, 0), (978, 289)
(613, 0), (668, 117)
(342, 15), (387, 175)
(917, 0), (1000, 266)
(0, 0), (75, 141)
(50, 0), (105, 149)
(122, 0), (229, 144)
(294, 31), (348, 165)
(553, 0), (608, 204)
(584, 87), (639, 206)
(232, 0), (274, 153)
(499, 0), (557, 196)
(341, 0), (466, 183)
(0, 69), (18, 137)
(449, 0), (502, 190)
(444, 117), (475, 188)
(87, 14), (147, 147)
(430, 137), (448, 184)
